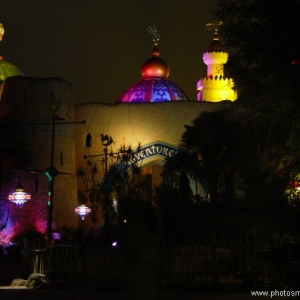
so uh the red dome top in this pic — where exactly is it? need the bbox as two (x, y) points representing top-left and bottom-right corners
(141, 46), (170, 78)
(141, 57), (170, 78)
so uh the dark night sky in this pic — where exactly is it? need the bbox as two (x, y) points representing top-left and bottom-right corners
(1, 0), (217, 103)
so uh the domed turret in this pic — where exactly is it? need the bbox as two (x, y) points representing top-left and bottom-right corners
(116, 26), (189, 102)
(0, 59), (24, 81)
(0, 23), (24, 82)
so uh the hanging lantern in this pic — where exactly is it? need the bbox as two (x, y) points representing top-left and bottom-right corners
(8, 179), (31, 207)
(75, 204), (91, 221)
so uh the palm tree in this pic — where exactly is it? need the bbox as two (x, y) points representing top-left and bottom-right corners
(76, 143), (143, 228)
(164, 107), (262, 205)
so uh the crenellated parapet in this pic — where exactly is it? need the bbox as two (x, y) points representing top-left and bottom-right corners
(197, 76), (237, 102)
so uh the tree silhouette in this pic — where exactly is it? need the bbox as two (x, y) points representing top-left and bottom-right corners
(215, 0), (300, 166)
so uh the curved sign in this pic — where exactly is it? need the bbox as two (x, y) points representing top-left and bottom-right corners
(105, 142), (178, 188)
(127, 142), (178, 166)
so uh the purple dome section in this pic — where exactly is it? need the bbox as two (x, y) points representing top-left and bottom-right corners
(116, 77), (189, 103)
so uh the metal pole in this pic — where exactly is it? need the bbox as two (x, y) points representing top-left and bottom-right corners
(15, 93), (86, 246)
(46, 112), (56, 246)
(104, 146), (108, 224)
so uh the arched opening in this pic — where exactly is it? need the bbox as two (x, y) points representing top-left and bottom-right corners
(85, 133), (92, 147)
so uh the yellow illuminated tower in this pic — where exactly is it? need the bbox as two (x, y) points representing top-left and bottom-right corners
(197, 22), (237, 102)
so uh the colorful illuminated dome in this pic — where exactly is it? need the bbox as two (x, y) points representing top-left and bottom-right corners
(116, 26), (189, 103)
(0, 23), (24, 82)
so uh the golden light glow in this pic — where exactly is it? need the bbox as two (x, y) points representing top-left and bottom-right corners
(0, 23), (4, 42)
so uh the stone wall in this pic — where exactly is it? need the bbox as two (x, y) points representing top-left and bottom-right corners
(0, 76), (78, 243)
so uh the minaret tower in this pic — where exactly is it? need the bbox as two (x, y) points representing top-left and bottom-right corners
(197, 21), (237, 102)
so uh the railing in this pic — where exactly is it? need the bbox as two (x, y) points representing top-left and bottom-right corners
(158, 243), (300, 285)
(22, 242), (300, 286)
(23, 245), (85, 279)
(84, 244), (133, 279)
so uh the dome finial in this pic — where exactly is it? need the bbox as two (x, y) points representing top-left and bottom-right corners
(147, 25), (160, 46)
(147, 25), (160, 57)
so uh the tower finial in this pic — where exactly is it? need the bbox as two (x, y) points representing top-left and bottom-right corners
(0, 23), (4, 42)
(147, 25), (160, 46)
(205, 21), (223, 31)
(205, 21), (222, 41)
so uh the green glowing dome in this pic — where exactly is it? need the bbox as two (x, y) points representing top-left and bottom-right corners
(0, 58), (24, 82)
(0, 24), (24, 82)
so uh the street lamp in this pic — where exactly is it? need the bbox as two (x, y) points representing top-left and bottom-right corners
(75, 204), (91, 221)
(8, 178), (31, 208)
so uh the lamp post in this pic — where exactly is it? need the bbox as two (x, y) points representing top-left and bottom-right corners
(25, 95), (86, 245)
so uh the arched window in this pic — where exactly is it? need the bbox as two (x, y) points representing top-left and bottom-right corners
(85, 133), (92, 147)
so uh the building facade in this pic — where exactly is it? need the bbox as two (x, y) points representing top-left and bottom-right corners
(0, 24), (236, 243)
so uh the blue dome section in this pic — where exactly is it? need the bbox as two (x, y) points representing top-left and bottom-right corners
(116, 77), (189, 103)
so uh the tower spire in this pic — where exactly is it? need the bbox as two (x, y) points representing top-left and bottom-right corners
(205, 21), (222, 32)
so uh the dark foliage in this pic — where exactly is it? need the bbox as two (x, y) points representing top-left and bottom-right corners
(214, 0), (300, 163)
(154, 1), (300, 244)
(160, 105), (294, 243)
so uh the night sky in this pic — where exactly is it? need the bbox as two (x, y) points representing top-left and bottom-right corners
(1, 0), (217, 103)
